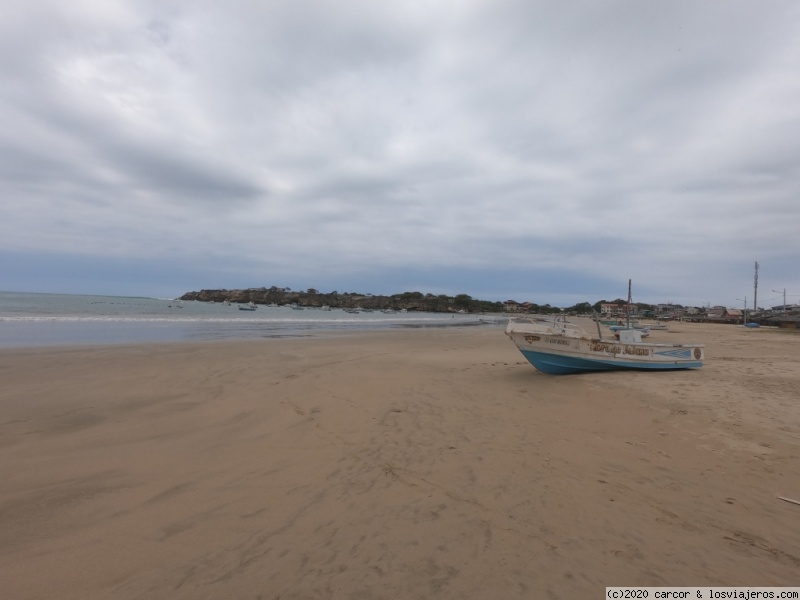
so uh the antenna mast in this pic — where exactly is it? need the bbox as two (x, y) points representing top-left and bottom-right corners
(753, 261), (759, 311)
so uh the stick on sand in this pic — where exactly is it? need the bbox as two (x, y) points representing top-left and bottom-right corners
(777, 495), (800, 506)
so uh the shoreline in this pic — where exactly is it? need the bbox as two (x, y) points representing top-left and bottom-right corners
(1, 324), (798, 598)
(0, 302), (494, 349)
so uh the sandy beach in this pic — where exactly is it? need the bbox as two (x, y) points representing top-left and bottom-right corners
(1, 322), (799, 598)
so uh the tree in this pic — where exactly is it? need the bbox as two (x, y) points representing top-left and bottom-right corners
(566, 302), (593, 314)
(454, 294), (473, 308)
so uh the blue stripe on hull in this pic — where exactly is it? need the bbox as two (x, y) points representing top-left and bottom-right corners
(520, 349), (703, 375)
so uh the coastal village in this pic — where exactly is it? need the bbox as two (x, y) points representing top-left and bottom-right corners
(180, 286), (800, 329)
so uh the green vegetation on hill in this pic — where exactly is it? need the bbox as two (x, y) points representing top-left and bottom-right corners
(180, 287), (510, 313)
(179, 287), (660, 314)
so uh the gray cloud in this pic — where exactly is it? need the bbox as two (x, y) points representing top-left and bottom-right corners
(1, 0), (798, 305)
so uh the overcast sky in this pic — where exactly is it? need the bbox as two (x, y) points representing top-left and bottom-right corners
(2, 1), (798, 307)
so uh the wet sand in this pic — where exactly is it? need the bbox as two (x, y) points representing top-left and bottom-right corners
(1, 322), (799, 598)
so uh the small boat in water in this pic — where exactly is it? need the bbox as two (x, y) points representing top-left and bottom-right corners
(238, 302), (257, 311)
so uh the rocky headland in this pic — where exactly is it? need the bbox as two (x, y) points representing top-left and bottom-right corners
(179, 287), (504, 313)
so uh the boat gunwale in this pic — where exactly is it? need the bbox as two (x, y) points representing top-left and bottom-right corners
(505, 324), (704, 350)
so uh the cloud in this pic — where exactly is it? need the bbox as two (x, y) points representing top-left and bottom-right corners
(1, 0), (798, 306)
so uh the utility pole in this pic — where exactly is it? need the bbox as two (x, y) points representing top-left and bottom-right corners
(753, 261), (759, 312)
(773, 288), (787, 314)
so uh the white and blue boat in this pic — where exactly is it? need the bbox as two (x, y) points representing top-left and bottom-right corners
(609, 323), (650, 337)
(507, 280), (704, 374)
(506, 317), (704, 375)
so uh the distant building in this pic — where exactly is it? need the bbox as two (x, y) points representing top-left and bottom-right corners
(600, 303), (634, 317)
(656, 303), (685, 315)
(771, 304), (800, 312)
(706, 307), (744, 324)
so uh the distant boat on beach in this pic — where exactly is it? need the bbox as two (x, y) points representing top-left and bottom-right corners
(605, 280), (649, 339)
(609, 324), (650, 338)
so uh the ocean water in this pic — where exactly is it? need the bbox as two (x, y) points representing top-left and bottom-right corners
(0, 291), (498, 348)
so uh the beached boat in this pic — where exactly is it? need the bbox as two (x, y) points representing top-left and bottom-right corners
(600, 319), (641, 327)
(507, 279), (704, 374)
(606, 281), (652, 339)
(609, 324), (650, 338)
(506, 317), (704, 374)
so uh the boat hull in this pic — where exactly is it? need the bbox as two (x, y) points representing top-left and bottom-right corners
(506, 327), (704, 375)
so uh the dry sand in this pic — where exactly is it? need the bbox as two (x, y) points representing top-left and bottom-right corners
(1, 322), (798, 598)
